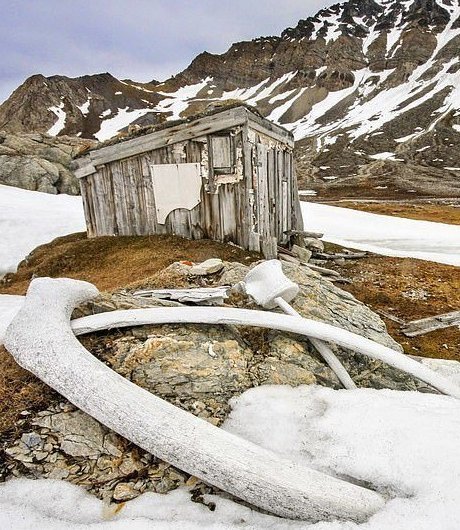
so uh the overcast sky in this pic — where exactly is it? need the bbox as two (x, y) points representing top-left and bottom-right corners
(1, 0), (334, 103)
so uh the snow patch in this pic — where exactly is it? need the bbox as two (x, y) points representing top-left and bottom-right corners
(362, 24), (380, 55)
(95, 107), (155, 141)
(302, 201), (460, 266)
(77, 99), (91, 116)
(0, 185), (85, 275)
(156, 78), (212, 120)
(46, 103), (66, 136)
(245, 72), (297, 106)
(369, 152), (403, 161)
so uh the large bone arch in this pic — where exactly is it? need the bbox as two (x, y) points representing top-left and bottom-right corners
(5, 277), (386, 523)
(73, 307), (460, 401)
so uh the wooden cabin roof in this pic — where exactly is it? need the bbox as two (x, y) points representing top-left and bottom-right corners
(72, 105), (294, 179)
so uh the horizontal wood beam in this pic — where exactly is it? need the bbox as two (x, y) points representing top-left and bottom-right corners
(81, 108), (249, 172)
(402, 310), (460, 337)
(73, 107), (294, 177)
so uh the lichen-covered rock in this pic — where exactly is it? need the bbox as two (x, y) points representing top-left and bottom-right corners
(0, 131), (95, 194)
(3, 402), (189, 502)
(110, 324), (253, 400)
(33, 410), (119, 458)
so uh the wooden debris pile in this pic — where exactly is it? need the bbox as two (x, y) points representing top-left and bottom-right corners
(278, 230), (368, 284)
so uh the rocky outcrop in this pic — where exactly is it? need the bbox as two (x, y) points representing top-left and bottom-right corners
(2, 259), (429, 502)
(0, 131), (95, 194)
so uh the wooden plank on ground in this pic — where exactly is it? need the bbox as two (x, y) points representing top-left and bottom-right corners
(401, 311), (460, 337)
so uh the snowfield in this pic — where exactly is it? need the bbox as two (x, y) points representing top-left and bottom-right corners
(0, 185), (85, 275)
(1, 383), (460, 529)
(302, 202), (460, 266)
(0, 295), (23, 345)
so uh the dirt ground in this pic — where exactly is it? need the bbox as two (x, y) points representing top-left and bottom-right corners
(324, 200), (460, 225)
(317, 202), (460, 360)
(323, 246), (460, 362)
(0, 232), (260, 296)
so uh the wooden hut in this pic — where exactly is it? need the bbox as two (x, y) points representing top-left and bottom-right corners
(73, 105), (304, 258)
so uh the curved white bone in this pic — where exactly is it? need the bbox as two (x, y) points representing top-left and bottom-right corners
(243, 260), (355, 390)
(72, 307), (460, 399)
(4, 278), (385, 522)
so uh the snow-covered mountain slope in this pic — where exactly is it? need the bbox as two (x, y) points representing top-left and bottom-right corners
(0, 73), (162, 141)
(0, 185), (85, 275)
(1, 0), (460, 198)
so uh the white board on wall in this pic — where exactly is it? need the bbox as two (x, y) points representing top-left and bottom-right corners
(150, 163), (202, 224)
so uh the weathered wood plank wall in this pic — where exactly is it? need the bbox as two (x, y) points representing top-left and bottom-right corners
(79, 123), (302, 258)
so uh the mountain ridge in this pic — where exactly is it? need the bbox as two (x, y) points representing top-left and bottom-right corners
(1, 0), (460, 198)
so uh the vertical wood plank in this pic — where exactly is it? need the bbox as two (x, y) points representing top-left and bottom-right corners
(256, 142), (272, 258)
(111, 161), (131, 235)
(80, 179), (95, 237)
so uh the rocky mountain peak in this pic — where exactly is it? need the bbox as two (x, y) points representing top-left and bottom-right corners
(282, 0), (454, 41)
(1, 0), (460, 198)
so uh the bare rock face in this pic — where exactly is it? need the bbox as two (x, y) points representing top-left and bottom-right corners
(0, 73), (162, 139)
(1, 260), (427, 501)
(0, 131), (96, 194)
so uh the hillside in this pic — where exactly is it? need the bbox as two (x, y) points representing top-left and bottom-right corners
(1, 0), (460, 198)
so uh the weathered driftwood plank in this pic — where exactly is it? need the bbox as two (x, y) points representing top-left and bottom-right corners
(402, 311), (460, 337)
(5, 278), (385, 522)
(89, 169), (117, 236)
(377, 310), (406, 326)
(219, 184), (238, 243)
(111, 162), (132, 235)
(303, 263), (342, 278)
(291, 166), (305, 234)
(133, 287), (230, 306)
(279, 254), (301, 266)
(79, 180), (96, 237)
(314, 252), (368, 261)
(284, 230), (325, 239)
